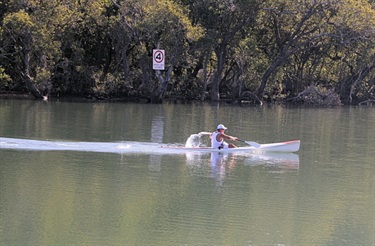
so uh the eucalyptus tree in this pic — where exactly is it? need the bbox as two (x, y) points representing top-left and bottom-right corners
(111, 0), (203, 102)
(254, 0), (375, 103)
(53, 0), (116, 97)
(1, 1), (61, 99)
(331, 0), (375, 103)
(253, 0), (337, 98)
(0, 0), (116, 98)
(181, 0), (261, 101)
(0, 0), (12, 89)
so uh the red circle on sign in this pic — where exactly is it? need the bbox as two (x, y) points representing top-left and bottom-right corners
(154, 50), (164, 63)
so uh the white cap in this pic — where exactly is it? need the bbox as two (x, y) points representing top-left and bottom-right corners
(217, 124), (227, 130)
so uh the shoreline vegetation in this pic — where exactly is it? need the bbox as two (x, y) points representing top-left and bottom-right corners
(1, 1), (374, 106)
(1, 90), (374, 107)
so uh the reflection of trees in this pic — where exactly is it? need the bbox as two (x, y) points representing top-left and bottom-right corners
(149, 113), (166, 172)
(150, 116), (164, 143)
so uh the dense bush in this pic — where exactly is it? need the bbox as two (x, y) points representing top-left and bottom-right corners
(0, 0), (374, 105)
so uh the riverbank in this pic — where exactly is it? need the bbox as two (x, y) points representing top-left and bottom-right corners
(1, 92), (373, 106)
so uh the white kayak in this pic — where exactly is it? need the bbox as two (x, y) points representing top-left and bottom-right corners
(0, 137), (300, 154)
(161, 140), (300, 153)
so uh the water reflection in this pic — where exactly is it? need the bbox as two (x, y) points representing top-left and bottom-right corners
(185, 151), (299, 186)
(149, 115), (165, 172)
(210, 152), (237, 187)
(243, 152), (300, 172)
(150, 116), (164, 143)
(1, 100), (373, 245)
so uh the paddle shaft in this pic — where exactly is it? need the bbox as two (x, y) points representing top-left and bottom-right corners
(237, 139), (260, 148)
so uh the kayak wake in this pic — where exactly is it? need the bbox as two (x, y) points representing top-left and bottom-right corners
(1, 136), (300, 154)
(0, 137), (170, 154)
(0, 137), (300, 167)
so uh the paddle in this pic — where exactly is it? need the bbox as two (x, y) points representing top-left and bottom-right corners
(237, 139), (261, 148)
(199, 131), (260, 148)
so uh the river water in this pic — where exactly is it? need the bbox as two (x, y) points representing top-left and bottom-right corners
(0, 98), (373, 245)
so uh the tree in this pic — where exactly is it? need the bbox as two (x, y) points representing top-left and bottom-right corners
(254, 1), (334, 98)
(3, 10), (45, 98)
(331, 0), (375, 103)
(254, 0), (375, 104)
(112, 0), (203, 102)
(183, 0), (260, 101)
(1, 1), (71, 99)
(0, 0), (374, 104)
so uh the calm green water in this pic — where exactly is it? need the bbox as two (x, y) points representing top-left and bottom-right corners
(0, 99), (374, 245)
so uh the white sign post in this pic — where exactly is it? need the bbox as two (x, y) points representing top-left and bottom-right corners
(153, 49), (165, 70)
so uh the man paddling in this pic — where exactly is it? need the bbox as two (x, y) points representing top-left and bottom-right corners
(211, 124), (238, 149)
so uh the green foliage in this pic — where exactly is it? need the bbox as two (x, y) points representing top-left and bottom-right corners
(3, 10), (34, 31)
(0, 67), (11, 88)
(0, 0), (374, 104)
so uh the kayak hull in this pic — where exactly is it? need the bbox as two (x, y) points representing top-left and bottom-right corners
(161, 140), (300, 153)
(1, 137), (300, 154)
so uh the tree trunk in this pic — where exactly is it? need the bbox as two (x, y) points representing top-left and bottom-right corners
(211, 42), (227, 101)
(152, 65), (174, 103)
(23, 43), (43, 99)
(257, 3), (327, 99)
(121, 43), (130, 80)
(23, 75), (43, 99)
(200, 50), (210, 101)
(342, 65), (374, 103)
(257, 55), (285, 98)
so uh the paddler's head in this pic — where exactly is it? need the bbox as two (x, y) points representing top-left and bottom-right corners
(217, 124), (227, 132)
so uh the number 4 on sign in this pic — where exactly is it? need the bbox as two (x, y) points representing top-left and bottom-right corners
(153, 49), (165, 70)
(155, 53), (162, 60)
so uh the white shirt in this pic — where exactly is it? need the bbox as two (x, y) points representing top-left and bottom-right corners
(211, 131), (229, 149)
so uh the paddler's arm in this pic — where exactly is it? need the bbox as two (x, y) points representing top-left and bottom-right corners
(221, 133), (238, 141)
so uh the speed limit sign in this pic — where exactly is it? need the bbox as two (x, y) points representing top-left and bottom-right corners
(153, 49), (165, 70)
